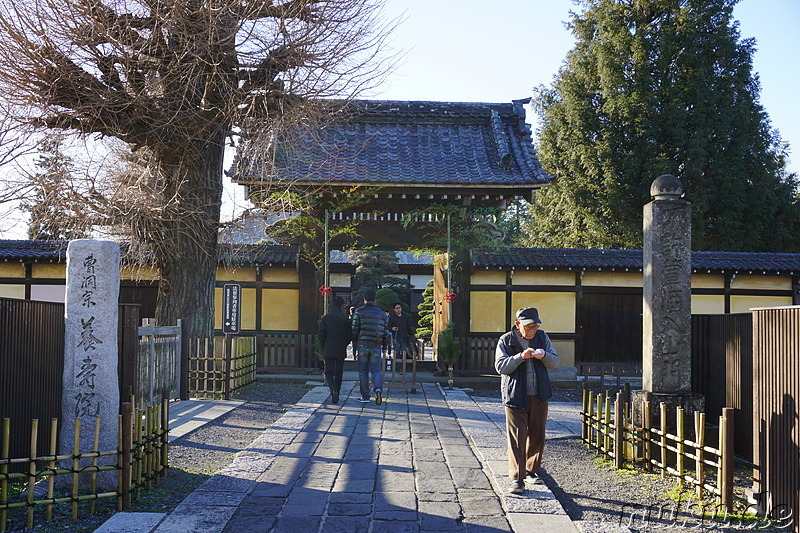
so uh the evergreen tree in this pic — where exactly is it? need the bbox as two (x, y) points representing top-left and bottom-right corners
(530, 0), (799, 252)
(415, 279), (435, 340)
(24, 133), (89, 240)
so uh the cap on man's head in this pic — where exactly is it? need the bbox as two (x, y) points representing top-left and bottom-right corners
(515, 306), (541, 326)
(362, 288), (376, 301)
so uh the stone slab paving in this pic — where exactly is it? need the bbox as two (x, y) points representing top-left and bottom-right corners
(98, 381), (629, 533)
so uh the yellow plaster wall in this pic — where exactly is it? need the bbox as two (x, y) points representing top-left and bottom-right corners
(511, 271), (574, 286)
(691, 295), (725, 315)
(121, 266), (159, 281)
(241, 288), (257, 330)
(470, 292), (505, 332)
(262, 289), (299, 330)
(730, 275), (792, 290)
(213, 287), (258, 330)
(582, 272), (642, 287)
(691, 274), (724, 289)
(262, 268), (299, 283)
(730, 295), (793, 314)
(471, 270), (505, 285)
(553, 340), (575, 367)
(217, 267), (257, 283)
(0, 264), (23, 277)
(31, 264), (65, 279)
(511, 292), (575, 333)
(0, 285), (24, 299)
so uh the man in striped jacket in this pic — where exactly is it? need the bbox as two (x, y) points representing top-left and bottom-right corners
(352, 288), (390, 405)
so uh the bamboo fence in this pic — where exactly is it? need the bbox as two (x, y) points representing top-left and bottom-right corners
(188, 336), (257, 400)
(0, 392), (169, 531)
(581, 387), (734, 511)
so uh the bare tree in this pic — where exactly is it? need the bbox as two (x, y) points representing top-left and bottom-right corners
(0, 0), (397, 336)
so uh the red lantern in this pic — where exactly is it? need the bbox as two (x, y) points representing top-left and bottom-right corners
(444, 290), (457, 303)
(319, 285), (333, 295)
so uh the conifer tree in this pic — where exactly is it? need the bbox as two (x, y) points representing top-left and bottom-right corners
(530, 0), (799, 251)
(415, 279), (434, 340)
(24, 133), (89, 240)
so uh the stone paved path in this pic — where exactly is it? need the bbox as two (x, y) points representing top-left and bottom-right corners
(99, 382), (610, 533)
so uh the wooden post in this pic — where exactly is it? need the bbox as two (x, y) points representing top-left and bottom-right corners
(256, 334), (265, 371)
(27, 419), (38, 529)
(1, 418), (8, 529)
(46, 418), (57, 521)
(614, 391), (624, 469)
(720, 407), (734, 511)
(121, 402), (133, 510)
(161, 389), (170, 478)
(224, 334), (233, 400)
(178, 319), (190, 400)
(676, 407), (685, 488)
(118, 304), (141, 403)
(643, 397), (652, 472)
(581, 386), (589, 443)
(660, 402), (667, 477)
(695, 411), (705, 499)
(604, 394), (612, 455)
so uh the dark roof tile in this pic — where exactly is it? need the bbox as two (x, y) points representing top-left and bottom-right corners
(230, 99), (552, 187)
(473, 248), (800, 274)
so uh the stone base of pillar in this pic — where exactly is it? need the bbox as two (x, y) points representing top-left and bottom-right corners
(631, 390), (705, 431)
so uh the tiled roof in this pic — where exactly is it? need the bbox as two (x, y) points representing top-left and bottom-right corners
(473, 248), (800, 274)
(4, 240), (798, 274)
(230, 99), (552, 188)
(329, 250), (433, 266)
(0, 240), (297, 266)
(0, 239), (68, 261)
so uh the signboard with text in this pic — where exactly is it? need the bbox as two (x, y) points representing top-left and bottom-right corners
(222, 283), (241, 335)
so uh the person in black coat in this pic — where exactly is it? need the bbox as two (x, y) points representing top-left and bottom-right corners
(318, 296), (351, 404)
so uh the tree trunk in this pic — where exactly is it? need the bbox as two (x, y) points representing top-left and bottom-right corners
(153, 132), (225, 339)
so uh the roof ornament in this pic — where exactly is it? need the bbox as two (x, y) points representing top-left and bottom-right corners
(489, 110), (513, 169)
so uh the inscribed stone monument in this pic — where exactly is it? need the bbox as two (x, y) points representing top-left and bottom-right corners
(61, 239), (120, 488)
(642, 174), (692, 392)
(635, 175), (704, 423)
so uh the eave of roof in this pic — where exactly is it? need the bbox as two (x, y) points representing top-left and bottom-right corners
(472, 248), (800, 275)
(229, 99), (553, 190)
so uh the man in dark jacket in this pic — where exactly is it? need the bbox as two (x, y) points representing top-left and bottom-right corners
(495, 306), (559, 494)
(352, 289), (389, 405)
(318, 296), (351, 404)
(388, 303), (414, 361)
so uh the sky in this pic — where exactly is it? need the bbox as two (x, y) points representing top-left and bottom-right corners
(371, 0), (799, 172)
(2, 0), (798, 238)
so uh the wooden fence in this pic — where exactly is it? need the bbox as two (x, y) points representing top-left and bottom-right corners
(751, 306), (800, 533)
(0, 298), (64, 474)
(581, 388), (734, 511)
(136, 319), (188, 404)
(256, 333), (319, 370)
(188, 335), (258, 400)
(0, 393), (169, 531)
(691, 313), (753, 461)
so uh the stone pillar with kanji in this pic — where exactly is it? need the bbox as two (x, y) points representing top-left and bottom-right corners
(60, 239), (121, 488)
(635, 175), (703, 422)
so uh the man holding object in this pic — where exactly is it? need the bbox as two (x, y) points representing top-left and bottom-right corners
(495, 306), (559, 494)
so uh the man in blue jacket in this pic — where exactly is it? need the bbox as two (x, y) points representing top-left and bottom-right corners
(495, 306), (559, 494)
(352, 289), (390, 405)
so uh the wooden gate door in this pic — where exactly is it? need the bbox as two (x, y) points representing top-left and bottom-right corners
(577, 292), (642, 365)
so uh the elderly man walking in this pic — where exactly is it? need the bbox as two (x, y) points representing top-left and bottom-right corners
(495, 306), (559, 494)
(352, 289), (390, 405)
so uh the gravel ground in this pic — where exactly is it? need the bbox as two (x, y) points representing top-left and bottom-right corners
(10, 381), (787, 532)
(470, 387), (788, 533)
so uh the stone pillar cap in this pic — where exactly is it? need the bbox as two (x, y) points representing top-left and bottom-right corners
(650, 174), (683, 199)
